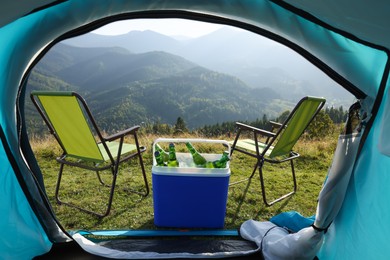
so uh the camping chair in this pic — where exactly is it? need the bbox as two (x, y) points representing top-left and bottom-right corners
(230, 96), (326, 206)
(30, 91), (149, 217)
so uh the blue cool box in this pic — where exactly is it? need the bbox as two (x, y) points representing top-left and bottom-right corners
(152, 152), (230, 228)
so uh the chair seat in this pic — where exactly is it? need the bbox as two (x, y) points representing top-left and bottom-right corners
(98, 142), (137, 162)
(229, 139), (273, 157)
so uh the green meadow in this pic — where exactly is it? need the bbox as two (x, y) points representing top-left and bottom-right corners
(31, 130), (338, 232)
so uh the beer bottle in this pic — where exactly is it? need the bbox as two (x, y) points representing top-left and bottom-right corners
(167, 143), (179, 167)
(185, 142), (207, 166)
(205, 151), (230, 168)
(154, 151), (166, 166)
(155, 143), (169, 162)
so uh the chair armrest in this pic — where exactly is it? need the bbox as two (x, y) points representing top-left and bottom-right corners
(105, 125), (140, 142)
(236, 122), (275, 138)
(269, 120), (286, 133)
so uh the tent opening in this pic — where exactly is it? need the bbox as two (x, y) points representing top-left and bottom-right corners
(23, 18), (356, 232)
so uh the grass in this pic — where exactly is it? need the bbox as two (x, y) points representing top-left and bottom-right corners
(31, 132), (337, 232)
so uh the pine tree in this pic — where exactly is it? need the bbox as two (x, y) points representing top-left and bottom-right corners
(174, 117), (188, 134)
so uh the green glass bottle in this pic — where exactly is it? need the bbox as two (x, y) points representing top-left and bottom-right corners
(205, 151), (230, 168)
(154, 151), (166, 166)
(185, 142), (207, 166)
(167, 143), (179, 167)
(215, 151), (230, 168)
(155, 143), (169, 162)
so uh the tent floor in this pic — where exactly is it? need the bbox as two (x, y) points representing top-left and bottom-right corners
(35, 241), (106, 260)
(34, 240), (264, 259)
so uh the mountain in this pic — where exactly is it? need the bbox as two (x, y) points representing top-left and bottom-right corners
(56, 48), (197, 92)
(87, 66), (282, 130)
(26, 43), (287, 133)
(35, 44), (123, 76)
(63, 27), (354, 106)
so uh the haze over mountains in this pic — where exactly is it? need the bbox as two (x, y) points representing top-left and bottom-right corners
(26, 27), (354, 133)
(64, 27), (353, 102)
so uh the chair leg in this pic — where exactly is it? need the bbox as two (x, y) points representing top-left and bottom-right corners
(137, 151), (149, 197)
(124, 152), (149, 197)
(101, 167), (118, 217)
(290, 159), (298, 194)
(54, 163), (117, 218)
(229, 159), (259, 186)
(259, 160), (297, 207)
(55, 163), (65, 205)
(229, 128), (241, 158)
(229, 129), (259, 186)
(95, 170), (111, 187)
(133, 134), (149, 197)
(258, 161), (267, 205)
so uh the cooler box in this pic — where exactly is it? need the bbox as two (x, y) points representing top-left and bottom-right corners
(152, 138), (230, 228)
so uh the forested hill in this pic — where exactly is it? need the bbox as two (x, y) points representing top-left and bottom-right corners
(64, 28), (354, 104)
(26, 43), (287, 133)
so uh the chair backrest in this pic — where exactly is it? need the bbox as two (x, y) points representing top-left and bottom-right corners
(31, 91), (105, 162)
(269, 96), (326, 158)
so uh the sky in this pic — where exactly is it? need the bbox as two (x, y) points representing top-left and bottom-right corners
(93, 18), (225, 38)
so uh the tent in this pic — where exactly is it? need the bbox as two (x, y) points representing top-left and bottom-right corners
(1, 0), (389, 259)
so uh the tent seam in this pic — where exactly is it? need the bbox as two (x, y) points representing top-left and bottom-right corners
(270, 0), (390, 54)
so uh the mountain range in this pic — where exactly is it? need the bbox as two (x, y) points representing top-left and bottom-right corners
(26, 27), (354, 133)
(63, 27), (354, 103)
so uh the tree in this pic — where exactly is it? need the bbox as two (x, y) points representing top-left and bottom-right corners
(305, 111), (336, 139)
(276, 110), (290, 123)
(174, 117), (188, 134)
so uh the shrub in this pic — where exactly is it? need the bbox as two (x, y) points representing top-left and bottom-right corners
(305, 111), (337, 140)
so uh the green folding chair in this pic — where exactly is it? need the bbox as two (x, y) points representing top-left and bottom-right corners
(230, 96), (326, 206)
(31, 91), (149, 217)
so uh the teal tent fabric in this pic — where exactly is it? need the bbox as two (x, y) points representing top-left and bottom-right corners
(318, 83), (390, 259)
(283, 0), (390, 49)
(378, 80), (390, 156)
(270, 211), (315, 233)
(0, 0), (390, 259)
(0, 127), (52, 259)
